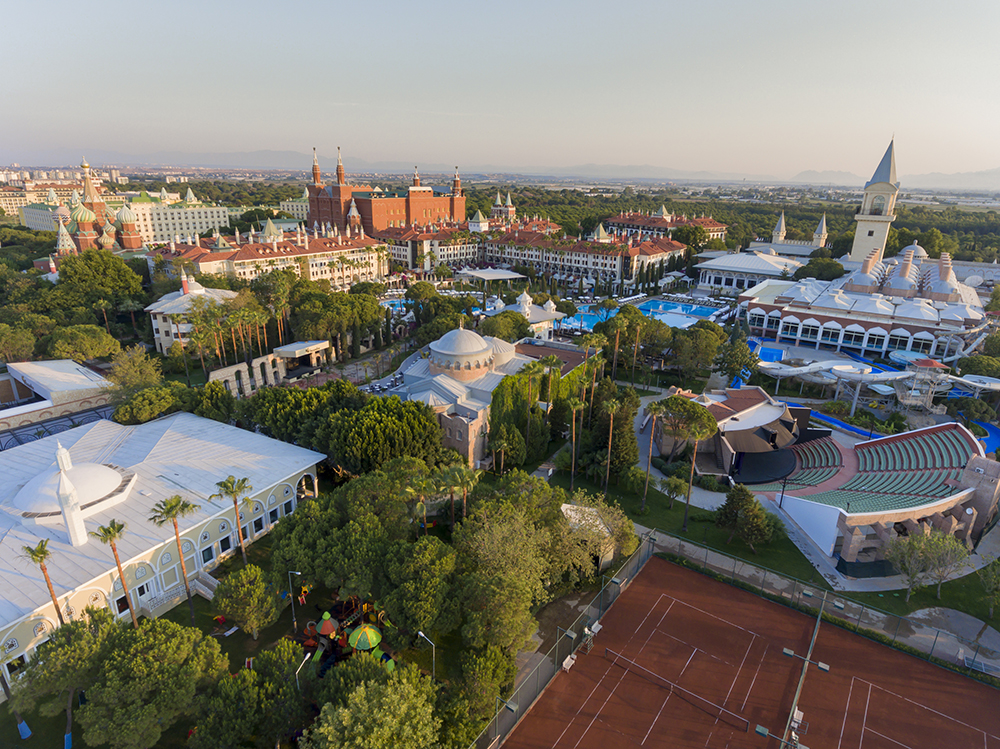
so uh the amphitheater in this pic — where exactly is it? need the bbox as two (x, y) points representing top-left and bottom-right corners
(754, 424), (1000, 571)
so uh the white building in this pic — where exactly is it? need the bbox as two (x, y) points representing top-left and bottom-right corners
(747, 212), (829, 258)
(0, 360), (112, 433)
(696, 250), (802, 291)
(481, 290), (566, 340)
(145, 276), (238, 355)
(0, 412), (322, 689)
(129, 188), (230, 244)
(279, 188), (310, 221)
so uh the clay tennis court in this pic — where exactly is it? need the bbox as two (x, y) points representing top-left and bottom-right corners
(504, 556), (1000, 748)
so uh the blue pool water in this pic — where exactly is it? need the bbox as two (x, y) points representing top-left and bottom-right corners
(561, 299), (717, 332)
(381, 299), (480, 315)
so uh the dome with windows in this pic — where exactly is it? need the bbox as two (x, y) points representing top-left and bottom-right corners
(428, 325), (495, 382)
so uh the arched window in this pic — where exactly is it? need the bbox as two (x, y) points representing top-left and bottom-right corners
(871, 196), (886, 216)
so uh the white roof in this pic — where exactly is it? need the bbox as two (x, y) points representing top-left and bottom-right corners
(456, 268), (526, 282)
(8, 360), (110, 399)
(273, 340), (330, 358)
(0, 413), (323, 630)
(696, 251), (802, 275)
(431, 327), (492, 357)
(145, 281), (237, 315)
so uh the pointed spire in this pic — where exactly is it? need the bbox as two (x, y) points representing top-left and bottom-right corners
(46, 187), (58, 204)
(772, 211), (786, 241)
(815, 213), (827, 236)
(185, 187), (197, 203)
(867, 139), (898, 187)
(505, 192), (513, 207)
(81, 159), (102, 205)
(55, 220), (75, 253)
(336, 146), (346, 185)
(312, 147), (322, 186)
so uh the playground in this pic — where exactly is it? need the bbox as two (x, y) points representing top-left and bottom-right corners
(503, 556), (1000, 749)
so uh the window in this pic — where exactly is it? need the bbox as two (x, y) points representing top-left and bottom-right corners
(253, 517), (264, 534)
(888, 334), (909, 350)
(269, 509), (279, 524)
(201, 546), (215, 564)
(866, 334), (886, 350)
(780, 323), (800, 338)
(116, 596), (129, 614)
(136, 584), (148, 597)
(842, 331), (865, 347)
(283, 501), (293, 516)
(868, 230), (875, 237)
(6, 654), (26, 678)
(800, 325), (819, 340)
(766, 317), (780, 330)
(871, 196), (886, 216)
(220, 536), (232, 553)
(822, 328), (840, 343)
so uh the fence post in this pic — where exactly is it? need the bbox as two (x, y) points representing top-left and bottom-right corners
(854, 605), (865, 632)
(732, 556), (738, 583)
(892, 617), (902, 645)
(790, 581), (798, 603)
(759, 570), (766, 596)
(929, 630), (939, 660)
(968, 643), (981, 674)
(704, 544), (709, 571)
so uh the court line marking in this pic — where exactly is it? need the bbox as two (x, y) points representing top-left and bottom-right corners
(640, 646), (698, 745)
(653, 628), (727, 664)
(860, 682), (872, 749)
(720, 635), (757, 720)
(836, 675), (855, 749)
(739, 643), (769, 712)
(865, 727), (914, 749)
(554, 596), (675, 748)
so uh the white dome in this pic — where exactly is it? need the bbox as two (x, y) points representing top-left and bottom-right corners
(431, 327), (491, 358)
(906, 241), (928, 258)
(484, 336), (516, 366)
(12, 463), (123, 516)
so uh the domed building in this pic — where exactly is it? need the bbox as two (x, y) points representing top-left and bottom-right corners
(480, 289), (566, 341)
(0, 412), (323, 688)
(390, 323), (539, 466)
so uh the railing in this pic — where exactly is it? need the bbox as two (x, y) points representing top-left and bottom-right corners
(469, 532), (657, 748)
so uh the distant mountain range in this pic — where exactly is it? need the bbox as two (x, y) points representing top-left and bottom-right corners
(4, 147), (999, 191)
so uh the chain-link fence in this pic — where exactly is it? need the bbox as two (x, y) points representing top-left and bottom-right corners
(469, 532), (658, 749)
(655, 532), (1000, 686)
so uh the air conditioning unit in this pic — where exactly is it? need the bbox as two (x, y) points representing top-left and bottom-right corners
(975, 467), (985, 474)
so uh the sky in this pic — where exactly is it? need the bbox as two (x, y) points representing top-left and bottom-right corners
(4, 0), (1000, 178)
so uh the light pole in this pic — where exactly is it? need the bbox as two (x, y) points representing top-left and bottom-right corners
(294, 652), (312, 692)
(494, 696), (517, 740)
(417, 630), (436, 681)
(754, 724), (808, 748)
(288, 571), (301, 633)
(556, 626), (577, 666)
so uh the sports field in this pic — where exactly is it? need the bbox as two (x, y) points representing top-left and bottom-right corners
(504, 556), (1000, 749)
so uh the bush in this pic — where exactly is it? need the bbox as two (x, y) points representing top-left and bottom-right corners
(668, 461), (692, 479)
(820, 400), (850, 416)
(698, 476), (724, 493)
(970, 423), (989, 438)
(651, 457), (667, 472)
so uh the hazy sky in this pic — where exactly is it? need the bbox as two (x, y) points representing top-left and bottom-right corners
(5, 0), (999, 177)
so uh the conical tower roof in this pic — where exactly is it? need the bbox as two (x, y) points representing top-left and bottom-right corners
(55, 220), (75, 252)
(866, 140), (898, 188)
(773, 211), (786, 235)
(815, 213), (827, 235)
(262, 217), (281, 241)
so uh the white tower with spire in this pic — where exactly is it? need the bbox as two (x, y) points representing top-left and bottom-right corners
(772, 211), (786, 242)
(813, 214), (828, 248)
(55, 442), (88, 547)
(848, 140), (899, 263)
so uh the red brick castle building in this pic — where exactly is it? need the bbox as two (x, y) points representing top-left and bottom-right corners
(307, 148), (466, 235)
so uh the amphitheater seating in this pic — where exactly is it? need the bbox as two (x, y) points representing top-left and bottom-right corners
(803, 425), (977, 511)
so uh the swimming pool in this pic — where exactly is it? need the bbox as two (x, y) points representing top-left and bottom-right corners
(561, 298), (717, 332)
(381, 299), (481, 315)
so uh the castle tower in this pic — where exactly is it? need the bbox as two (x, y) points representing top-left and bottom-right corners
(772, 211), (786, 242)
(335, 146), (346, 186)
(412, 166), (421, 187)
(452, 166), (462, 196)
(848, 140), (899, 263)
(312, 147), (322, 186)
(813, 214), (828, 248)
(116, 203), (143, 249)
(80, 158), (109, 226)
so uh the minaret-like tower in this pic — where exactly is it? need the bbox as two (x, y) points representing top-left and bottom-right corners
(848, 140), (899, 263)
(336, 146), (346, 186)
(452, 166), (462, 196)
(813, 214), (828, 248)
(312, 147), (322, 186)
(412, 166), (421, 187)
(772, 211), (786, 242)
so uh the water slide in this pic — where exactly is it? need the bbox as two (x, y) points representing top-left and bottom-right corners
(758, 359), (914, 384)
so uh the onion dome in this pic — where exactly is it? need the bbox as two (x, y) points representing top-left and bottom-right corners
(70, 202), (96, 224)
(116, 203), (136, 224)
(98, 227), (116, 249)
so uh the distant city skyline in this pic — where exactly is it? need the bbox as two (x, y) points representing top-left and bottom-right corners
(4, 0), (999, 179)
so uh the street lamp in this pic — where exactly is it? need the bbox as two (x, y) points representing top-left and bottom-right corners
(288, 571), (301, 633)
(556, 626), (577, 665)
(495, 696), (517, 739)
(417, 630), (436, 681)
(294, 652), (312, 692)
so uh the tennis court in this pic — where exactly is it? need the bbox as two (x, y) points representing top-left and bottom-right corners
(504, 556), (1000, 748)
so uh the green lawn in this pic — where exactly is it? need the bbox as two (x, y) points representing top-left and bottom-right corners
(163, 367), (209, 388)
(843, 566), (996, 622)
(548, 471), (830, 589)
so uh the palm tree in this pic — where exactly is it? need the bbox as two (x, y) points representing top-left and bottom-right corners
(0, 663), (29, 738)
(454, 465), (483, 520)
(631, 320), (646, 388)
(90, 520), (138, 629)
(521, 360), (546, 448)
(149, 495), (201, 626)
(608, 316), (628, 382)
(642, 400), (667, 512)
(403, 477), (435, 538)
(117, 297), (144, 337)
(436, 466), (461, 529)
(21, 539), (65, 626)
(587, 354), (604, 429)
(602, 399), (621, 499)
(211, 475), (254, 565)
(567, 398), (584, 492)
(489, 430), (510, 476)
(540, 354), (563, 409)
(93, 298), (113, 335)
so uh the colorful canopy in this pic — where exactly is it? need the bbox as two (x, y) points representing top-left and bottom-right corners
(319, 612), (338, 636)
(348, 624), (382, 651)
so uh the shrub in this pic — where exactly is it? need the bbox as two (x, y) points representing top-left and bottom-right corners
(698, 476), (724, 493)
(820, 400), (850, 416)
(668, 461), (692, 479)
